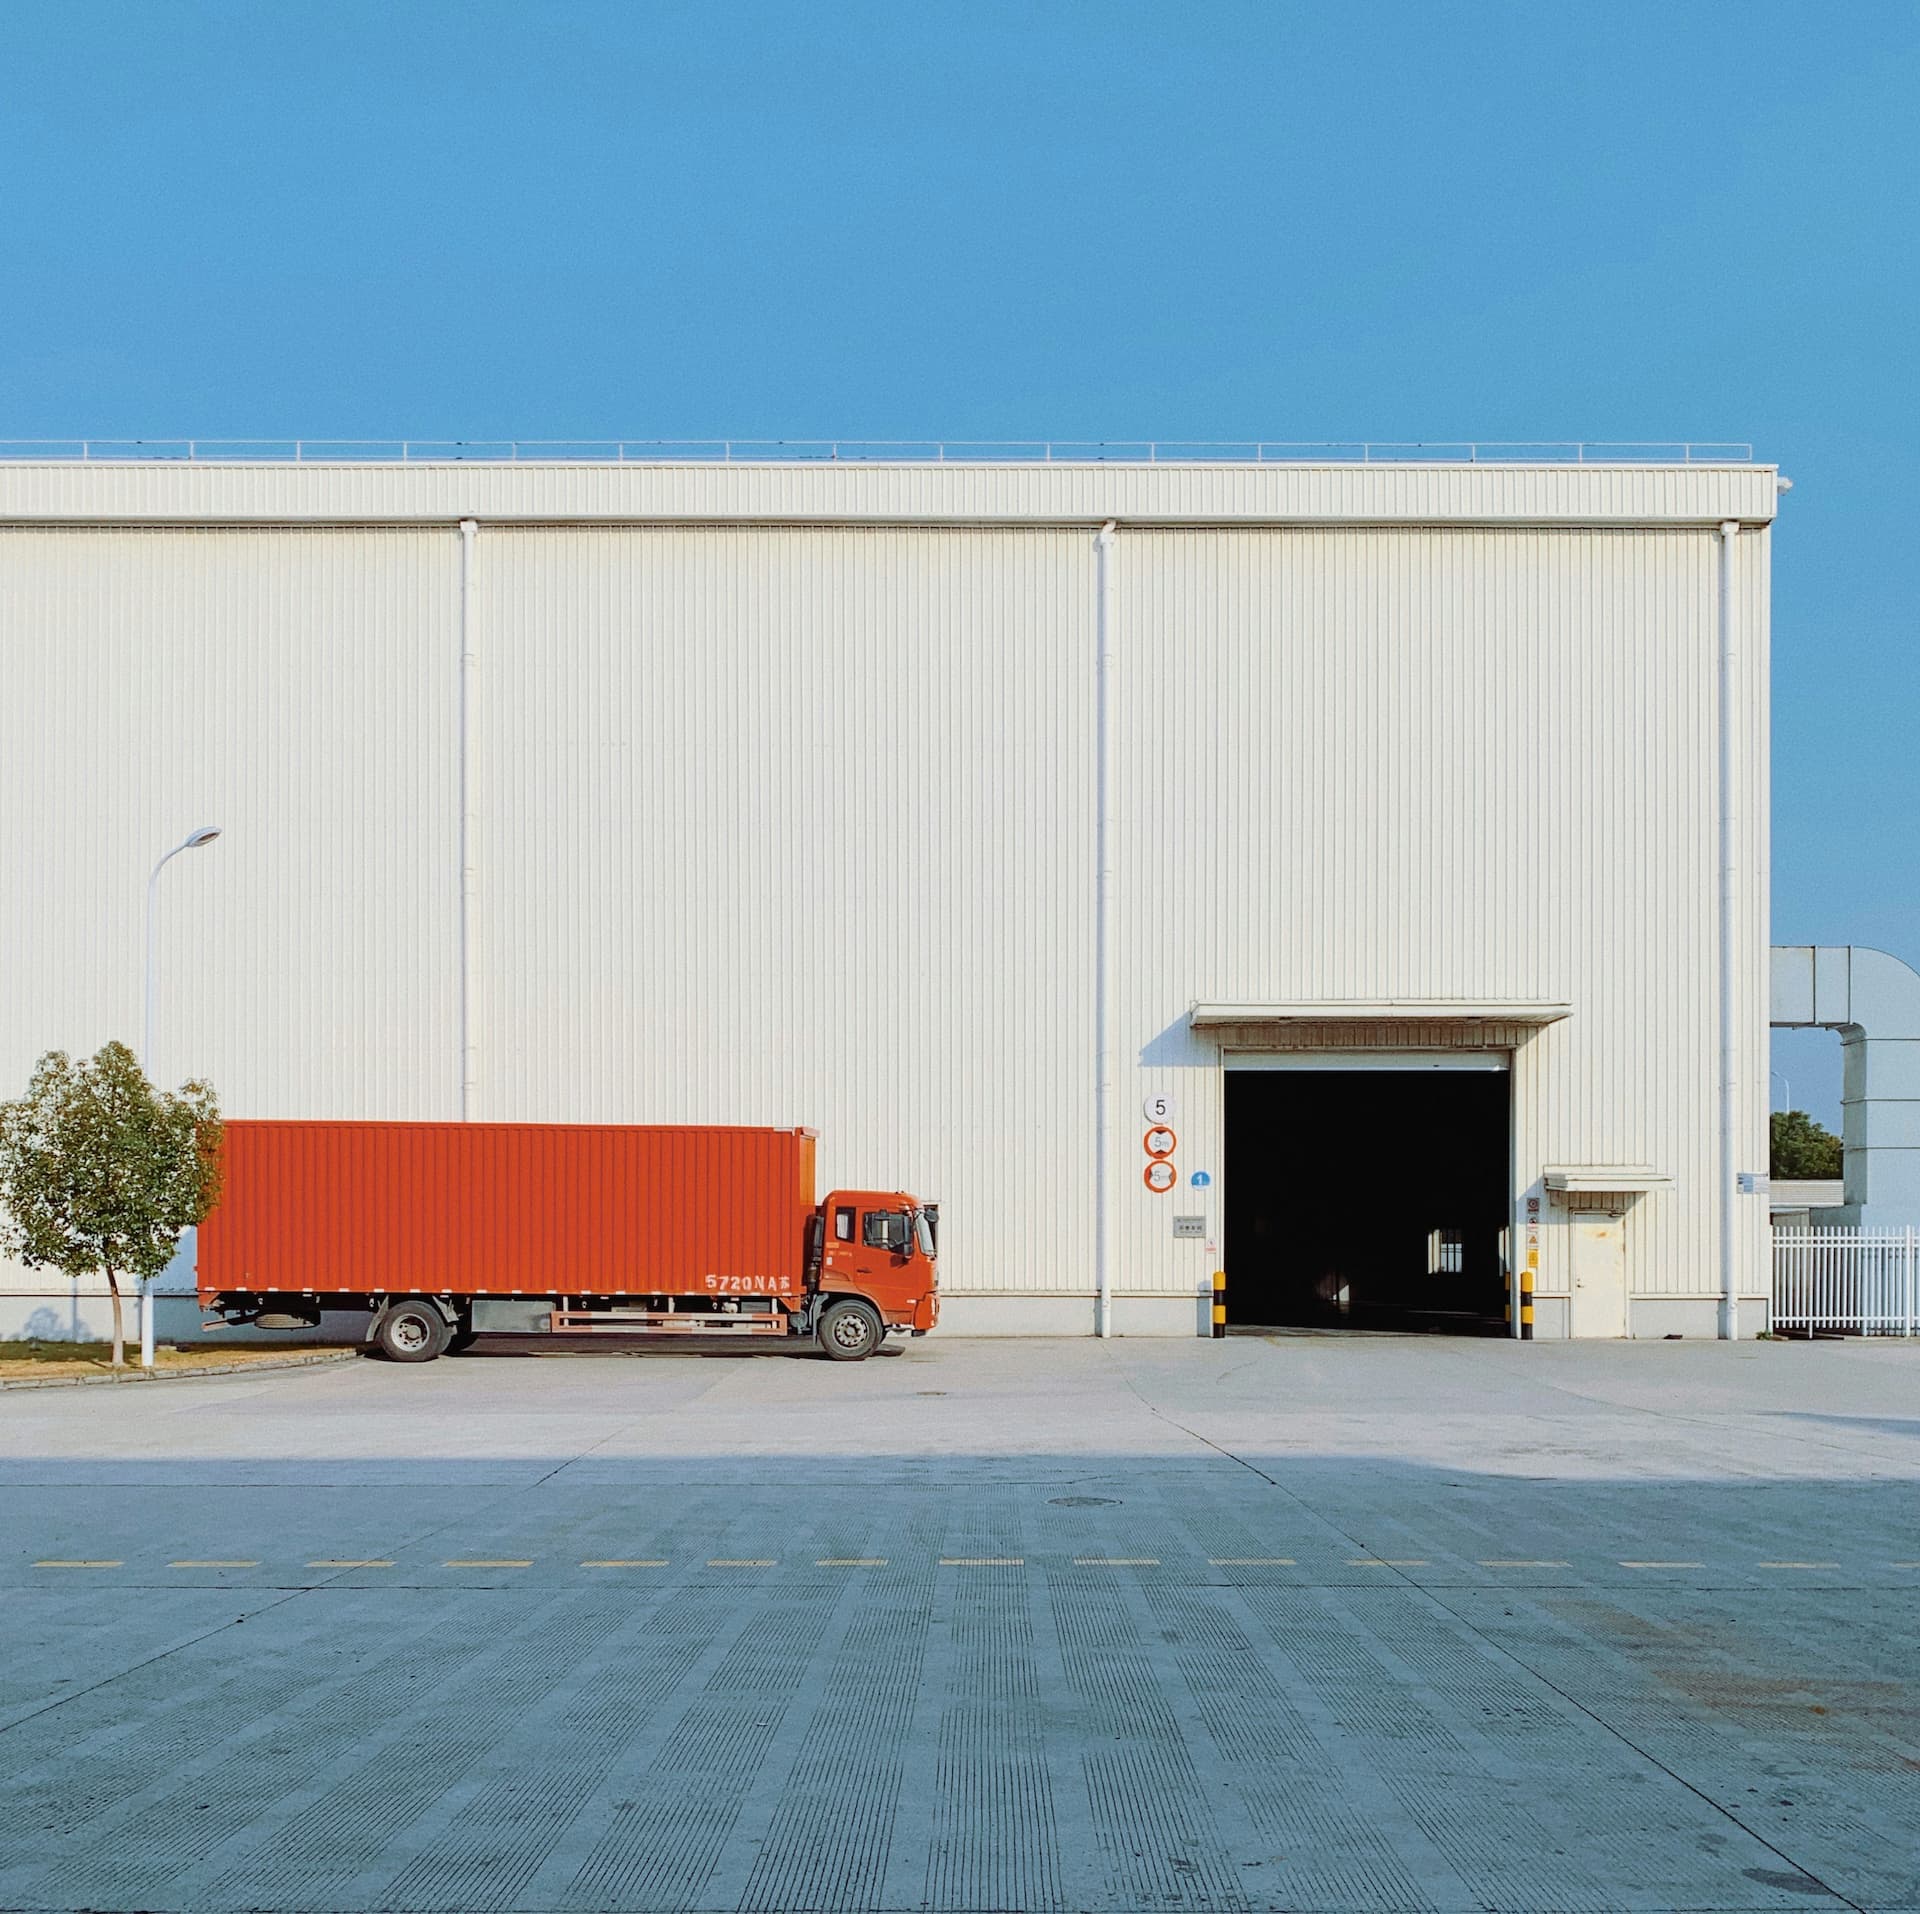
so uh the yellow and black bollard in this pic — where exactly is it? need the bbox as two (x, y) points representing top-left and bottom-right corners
(1212, 1270), (1227, 1339)
(1520, 1265), (1535, 1341)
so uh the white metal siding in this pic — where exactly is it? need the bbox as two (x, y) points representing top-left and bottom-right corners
(468, 526), (1094, 1295)
(1110, 527), (1769, 1306)
(0, 470), (1772, 1320)
(0, 528), (459, 1118)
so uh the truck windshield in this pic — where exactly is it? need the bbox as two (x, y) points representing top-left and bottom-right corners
(916, 1207), (938, 1258)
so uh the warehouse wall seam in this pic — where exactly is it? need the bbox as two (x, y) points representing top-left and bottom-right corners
(458, 517), (478, 1122)
(1094, 519), (1118, 1338)
(1717, 518), (1739, 1339)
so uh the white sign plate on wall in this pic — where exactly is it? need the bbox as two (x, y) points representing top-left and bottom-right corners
(1143, 1093), (1178, 1122)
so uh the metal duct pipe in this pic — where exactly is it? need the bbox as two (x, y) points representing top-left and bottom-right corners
(1094, 520), (1118, 1339)
(1717, 519), (1740, 1339)
(458, 517), (478, 1121)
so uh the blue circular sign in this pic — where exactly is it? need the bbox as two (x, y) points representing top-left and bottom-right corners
(1189, 1170), (1211, 1188)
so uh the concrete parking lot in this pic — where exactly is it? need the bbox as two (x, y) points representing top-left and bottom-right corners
(3, 1332), (1918, 1914)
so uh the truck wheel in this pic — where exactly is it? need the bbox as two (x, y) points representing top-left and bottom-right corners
(373, 1298), (450, 1363)
(817, 1299), (882, 1362)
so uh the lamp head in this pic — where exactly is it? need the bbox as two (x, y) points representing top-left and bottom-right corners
(184, 826), (222, 849)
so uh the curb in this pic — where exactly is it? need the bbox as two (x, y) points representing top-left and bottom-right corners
(0, 1349), (359, 1392)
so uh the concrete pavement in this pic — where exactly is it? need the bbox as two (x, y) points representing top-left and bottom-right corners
(3, 1334), (1918, 1912)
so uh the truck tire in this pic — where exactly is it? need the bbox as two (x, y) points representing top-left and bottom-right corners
(817, 1299), (882, 1362)
(372, 1298), (450, 1363)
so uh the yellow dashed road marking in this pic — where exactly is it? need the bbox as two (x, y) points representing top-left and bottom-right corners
(45, 1547), (1892, 1579)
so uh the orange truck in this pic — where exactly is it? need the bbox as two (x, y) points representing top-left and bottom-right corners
(198, 1120), (938, 1362)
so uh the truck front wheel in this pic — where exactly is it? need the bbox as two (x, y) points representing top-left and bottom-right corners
(816, 1299), (883, 1362)
(372, 1298), (450, 1363)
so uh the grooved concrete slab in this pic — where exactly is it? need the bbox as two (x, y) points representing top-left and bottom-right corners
(2, 1336), (1918, 1912)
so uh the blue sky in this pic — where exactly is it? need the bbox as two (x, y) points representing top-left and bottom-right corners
(3, 1), (1913, 1122)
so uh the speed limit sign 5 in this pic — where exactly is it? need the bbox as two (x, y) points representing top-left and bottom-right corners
(1143, 1093), (1178, 1123)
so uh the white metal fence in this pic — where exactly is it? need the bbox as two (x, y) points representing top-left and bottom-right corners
(1772, 1227), (1919, 1336)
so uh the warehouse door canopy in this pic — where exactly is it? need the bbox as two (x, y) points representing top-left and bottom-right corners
(1224, 1057), (1511, 1335)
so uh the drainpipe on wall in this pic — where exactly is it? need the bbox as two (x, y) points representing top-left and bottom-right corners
(1094, 521), (1118, 1338)
(1717, 519), (1740, 1340)
(458, 518), (478, 1121)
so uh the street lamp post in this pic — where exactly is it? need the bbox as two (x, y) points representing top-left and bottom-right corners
(141, 825), (222, 1367)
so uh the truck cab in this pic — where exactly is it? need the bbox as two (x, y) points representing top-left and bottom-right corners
(814, 1190), (940, 1352)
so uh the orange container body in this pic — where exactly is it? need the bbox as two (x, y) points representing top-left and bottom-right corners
(198, 1121), (819, 1302)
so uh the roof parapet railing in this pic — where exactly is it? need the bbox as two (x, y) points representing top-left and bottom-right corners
(0, 438), (1756, 465)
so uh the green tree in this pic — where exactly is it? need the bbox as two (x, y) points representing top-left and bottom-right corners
(0, 1043), (223, 1367)
(1770, 1108), (1843, 1180)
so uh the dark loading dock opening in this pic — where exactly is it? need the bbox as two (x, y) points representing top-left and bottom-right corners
(1225, 1067), (1510, 1333)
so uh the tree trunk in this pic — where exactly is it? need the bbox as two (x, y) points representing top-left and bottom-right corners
(106, 1267), (124, 1369)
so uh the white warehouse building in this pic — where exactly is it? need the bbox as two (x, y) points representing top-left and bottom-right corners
(0, 450), (1780, 1339)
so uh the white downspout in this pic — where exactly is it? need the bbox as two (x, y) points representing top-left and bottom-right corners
(1094, 521), (1118, 1338)
(1717, 519), (1740, 1339)
(458, 518), (478, 1121)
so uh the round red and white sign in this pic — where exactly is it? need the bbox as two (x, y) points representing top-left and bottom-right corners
(1144, 1159), (1178, 1194)
(1143, 1126), (1177, 1158)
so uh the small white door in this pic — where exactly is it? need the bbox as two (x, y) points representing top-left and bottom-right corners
(1569, 1214), (1628, 1338)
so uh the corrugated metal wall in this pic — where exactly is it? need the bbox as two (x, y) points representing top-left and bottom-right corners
(1110, 526), (1770, 1310)
(469, 525), (1096, 1295)
(0, 468), (1773, 1324)
(2, 528), (459, 1116)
